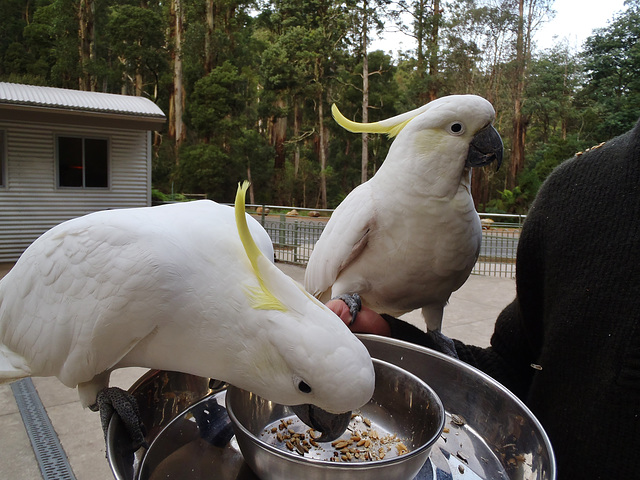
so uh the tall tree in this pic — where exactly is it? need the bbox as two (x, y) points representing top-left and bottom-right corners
(106, 4), (166, 96)
(169, 0), (186, 153)
(507, 0), (553, 189)
(580, 0), (640, 138)
(392, 0), (443, 104)
(349, 0), (387, 182)
(361, 0), (371, 183)
(260, 0), (351, 207)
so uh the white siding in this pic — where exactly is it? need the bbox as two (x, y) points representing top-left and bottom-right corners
(0, 120), (151, 262)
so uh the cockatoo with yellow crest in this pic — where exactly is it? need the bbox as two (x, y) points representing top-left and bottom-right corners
(305, 95), (503, 332)
(0, 182), (374, 449)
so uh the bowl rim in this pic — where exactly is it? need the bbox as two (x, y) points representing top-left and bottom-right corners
(225, 357), (445, 469)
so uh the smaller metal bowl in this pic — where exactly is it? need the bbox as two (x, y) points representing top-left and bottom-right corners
(226, 358), (445, 480)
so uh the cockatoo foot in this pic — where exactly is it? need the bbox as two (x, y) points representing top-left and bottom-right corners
(90, 387), (147, 452)
(332, 293), (362, 326)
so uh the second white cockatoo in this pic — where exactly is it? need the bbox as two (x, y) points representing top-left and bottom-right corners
(0, 182), (374, 448)
(305, 95), (503, 332)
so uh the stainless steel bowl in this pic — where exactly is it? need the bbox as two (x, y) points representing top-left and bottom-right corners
(107, 334), (556, 479)
(225, 358), (445, 480)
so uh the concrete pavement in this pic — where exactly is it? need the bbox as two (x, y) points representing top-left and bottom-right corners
(0, 261), (515, 479)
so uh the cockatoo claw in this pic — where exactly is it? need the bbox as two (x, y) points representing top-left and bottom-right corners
(92, 387), (148, 453)
(332, 293), (362, 326)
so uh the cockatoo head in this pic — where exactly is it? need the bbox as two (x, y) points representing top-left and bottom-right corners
(332, 94), (503, 193)
(230, 182), (375, 439)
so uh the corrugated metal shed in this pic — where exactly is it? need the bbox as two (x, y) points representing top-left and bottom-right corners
(0, 83), (165, 262)
(0, 83), (165, 130)
(0, 82), (164, 117)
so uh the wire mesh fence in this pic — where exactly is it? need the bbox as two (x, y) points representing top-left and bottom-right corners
(472, 228), (519, 277)
(251, 210), (523, 278)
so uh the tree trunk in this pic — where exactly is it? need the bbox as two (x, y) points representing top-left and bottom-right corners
(361, 0), (369, 183)
(508, 0), (527, 190)
(205, 0), (214, 74)
(272, 97), (287, 170)
(135, 51), (143, 96)
(169, 0), (186, 158)
(293, 98), (301, 177)
(415, 0), (428, 105)
(471, 168), (489, 210)
(247, 164), (254, 204)
(318, 87), (328, 209)
(78, 0), (95, 91)
(427, 0), (440, 101)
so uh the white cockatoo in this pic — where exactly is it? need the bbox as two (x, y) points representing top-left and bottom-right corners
(305, 95), (503, 332)
(0, 182), (374, 446)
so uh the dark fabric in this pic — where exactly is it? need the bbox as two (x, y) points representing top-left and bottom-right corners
(96, 387), (147, 452)
(383, 314), (459, 358)
(386, 119), (640, 480)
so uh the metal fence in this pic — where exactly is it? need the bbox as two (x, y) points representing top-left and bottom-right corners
(251, 209), (523, 278)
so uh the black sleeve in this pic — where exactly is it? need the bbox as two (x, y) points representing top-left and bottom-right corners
(383, 300), (535, 400)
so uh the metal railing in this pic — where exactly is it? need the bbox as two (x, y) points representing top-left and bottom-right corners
(250, 208), (523, 278)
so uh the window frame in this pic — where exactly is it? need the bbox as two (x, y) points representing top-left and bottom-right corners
(55, 134), (110, 189)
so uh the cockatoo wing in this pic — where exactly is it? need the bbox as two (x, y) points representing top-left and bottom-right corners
(0, 201), (273, 389)
(0, 218), (161, 387)
(304, 184), (375, 302)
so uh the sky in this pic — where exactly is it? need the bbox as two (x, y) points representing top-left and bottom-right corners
(369, 0), (628, 54)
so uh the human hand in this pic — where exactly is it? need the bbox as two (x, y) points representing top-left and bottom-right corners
(326, 299), (391, 337)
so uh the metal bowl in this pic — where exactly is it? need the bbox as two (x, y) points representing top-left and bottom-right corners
(225, 358), (445, 480)
(107, 334), (556, 479)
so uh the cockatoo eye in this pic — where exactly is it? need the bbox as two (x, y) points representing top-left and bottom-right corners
(298, 380), (312, 394)
(448, 122), (465, 135)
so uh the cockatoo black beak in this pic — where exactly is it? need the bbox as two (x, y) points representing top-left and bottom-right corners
(291, 404), (351, 442)
(466, 124), (503, 170)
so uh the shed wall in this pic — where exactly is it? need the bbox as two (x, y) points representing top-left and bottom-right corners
(0, 120), (151, 262)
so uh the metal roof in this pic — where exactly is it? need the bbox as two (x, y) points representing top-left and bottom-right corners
(0, 82), (165, 119)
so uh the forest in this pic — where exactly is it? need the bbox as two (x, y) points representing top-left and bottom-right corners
(1, 0), (639, 212)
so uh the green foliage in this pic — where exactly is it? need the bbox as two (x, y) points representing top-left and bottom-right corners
(105, 4), (167, 90)
(3, 0), (639, 211)
(188, 61), (247, 138)
(486, 182), (535, 215)
(579, 0), (640, 138)
(176, 143), (234, 200)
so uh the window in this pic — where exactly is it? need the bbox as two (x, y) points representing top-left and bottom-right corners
(57, 136), (109, 188)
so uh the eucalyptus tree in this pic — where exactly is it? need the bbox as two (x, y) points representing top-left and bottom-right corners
(388, 0), (444, 104)
(258, 0), (352, 208)
(507, 0), (554, 190)
(21, 0), (82, 88)
(525, 43), (581, 144)
(179, 60), (273, 201)
(579, 0), (640, 139)
(342, 0), (390, 182)
(105, 4), (166, 97)
(330, 49), (399, 195)
(0, 0), (50, 82)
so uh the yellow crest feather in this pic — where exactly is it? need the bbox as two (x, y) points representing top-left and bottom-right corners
(235, 181), (287, 312)
(331, 104), (414, 139)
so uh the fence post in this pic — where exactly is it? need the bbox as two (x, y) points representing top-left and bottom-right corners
(261, 205), (266, 226)
(279, 214), (286, 247)
(293, 222), (299, 263)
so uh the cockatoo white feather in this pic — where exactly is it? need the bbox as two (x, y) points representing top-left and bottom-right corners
(0, 183), (374, 418)
(305, 95), (503, 331)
